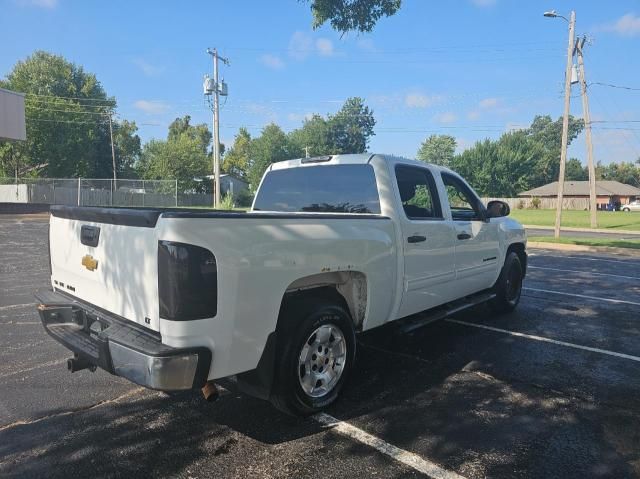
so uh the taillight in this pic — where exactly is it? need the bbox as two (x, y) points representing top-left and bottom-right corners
(158, 241), (217, 321)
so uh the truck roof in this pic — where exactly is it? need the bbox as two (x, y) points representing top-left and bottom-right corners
(268, 153), (451, 174)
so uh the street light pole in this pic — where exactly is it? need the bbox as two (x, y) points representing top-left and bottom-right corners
(545, 10), (576, 238)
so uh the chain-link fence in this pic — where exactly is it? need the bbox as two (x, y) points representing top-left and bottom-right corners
(0, 178), (193, 207)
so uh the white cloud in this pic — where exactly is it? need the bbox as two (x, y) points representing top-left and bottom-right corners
(260, 54), (285, 70)
(131, 58), (164, 77)
(467, 110), (481, 121)
(600, 13), (640, 37)
(316, 38), (334, 56)
(405, 92), (441, 109)
(434, 112), (457, 124)
(133, 100), (170, 115)
(287, 112), (314, 123)
(289, 31), (313, 60)
(479, 97), (499, 109)
(470, 0), (496, 7)
(356, 38), (376, 52)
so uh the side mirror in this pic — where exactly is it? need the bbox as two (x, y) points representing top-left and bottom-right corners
(487, 200), (510, 218)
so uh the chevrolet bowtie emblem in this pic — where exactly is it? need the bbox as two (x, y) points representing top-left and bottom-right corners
(81, 254), (98, 271)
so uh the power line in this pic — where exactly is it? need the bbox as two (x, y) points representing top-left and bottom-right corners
(589, 82), (640, 92)
(25, 92), (116, 104)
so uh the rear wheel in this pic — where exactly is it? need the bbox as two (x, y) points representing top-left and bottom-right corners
(623, 207), (630, 212)
(270, 294), (355, 416)
(490, 251), (523, 314)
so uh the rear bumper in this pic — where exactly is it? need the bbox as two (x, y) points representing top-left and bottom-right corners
(34, 288), (211, 390)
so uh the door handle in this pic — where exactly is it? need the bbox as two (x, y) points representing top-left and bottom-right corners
(457, 232), (472, 240)
(407, 235), (427, 243)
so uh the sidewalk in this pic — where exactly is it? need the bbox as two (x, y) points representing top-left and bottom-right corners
(524, 224), (640, 236)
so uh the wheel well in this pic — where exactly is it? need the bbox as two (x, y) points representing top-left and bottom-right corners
(507, 242), (527, 277)
(281, 271), (368, 330)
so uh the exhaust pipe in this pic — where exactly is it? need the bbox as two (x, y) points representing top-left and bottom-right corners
(201, 381), (220, 402)
(67, 356), (96, 373)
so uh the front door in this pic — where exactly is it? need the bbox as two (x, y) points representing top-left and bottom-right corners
(441, 172), (500, 297)
(395, 165), (458, 318)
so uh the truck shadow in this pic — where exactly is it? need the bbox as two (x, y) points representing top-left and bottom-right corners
(2, 304), (638, 478)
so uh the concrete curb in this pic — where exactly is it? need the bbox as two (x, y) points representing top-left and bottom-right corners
(524, 224), (640, 236)
(528, 241), (640, 257)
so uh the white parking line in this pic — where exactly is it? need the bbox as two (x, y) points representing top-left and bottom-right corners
(445, 319), (640, 363)
(0, 302), (35, 311)
(313, 413), (466, 479)
(524, 287), (640, 307)
(528, 265), (640, 281)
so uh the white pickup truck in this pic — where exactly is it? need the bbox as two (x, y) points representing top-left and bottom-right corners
(35, 153), (526, 415)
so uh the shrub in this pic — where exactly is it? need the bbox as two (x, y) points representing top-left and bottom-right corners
(235, 189), (254, 208)
(517, 199), (525, 210)
(220, 191), (235, 210)
(531, 197), (541, 209)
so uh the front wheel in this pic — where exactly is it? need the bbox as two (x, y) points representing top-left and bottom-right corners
(623, 207), (630, 212)
(490, 251), (523, 314)
(270, 295), (356, 416)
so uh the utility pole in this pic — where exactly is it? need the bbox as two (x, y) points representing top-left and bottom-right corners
(545, 10), (576, 239)
(108, 112), (117, 191)
(206, 48), (229, 208)
(576, 35), (598, 228)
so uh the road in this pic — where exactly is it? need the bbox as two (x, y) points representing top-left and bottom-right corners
(1, 215), (640, 478)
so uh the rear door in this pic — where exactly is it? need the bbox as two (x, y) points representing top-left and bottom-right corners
(440, 172), (500, 297)
(394, 164), (458, 318)
(49, 207), (161, 331)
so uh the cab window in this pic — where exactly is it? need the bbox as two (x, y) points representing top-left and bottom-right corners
(441, 173), (485, 221)
(395, 165), (442, 220)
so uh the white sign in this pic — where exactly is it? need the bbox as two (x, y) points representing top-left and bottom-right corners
(0, 88), (27, 141)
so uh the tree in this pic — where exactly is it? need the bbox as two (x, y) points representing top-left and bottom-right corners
(596, 161), (640, 187)
(525, 115), (584, 187)
(288, 114), (332, 158)
(326, 97), (375, 154)
(138, 116), (211, 191)
(247, 124), (292, 191)
(223, 127), (252, 179)
(450, 131), (543, 197)
(112, 120), (141, 178)
(565, 158), (588, 181)
(0, 51), (138, 178)
(416, 134), (456, 167)
(303, 0), (402, 34)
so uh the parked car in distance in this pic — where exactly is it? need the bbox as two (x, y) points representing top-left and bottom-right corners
(33, 153), (527, 415)
(622, 200), (640, 212)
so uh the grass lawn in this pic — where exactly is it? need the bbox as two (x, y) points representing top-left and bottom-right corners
(510, 209), (640, 231)
(528, 236), (640, 250)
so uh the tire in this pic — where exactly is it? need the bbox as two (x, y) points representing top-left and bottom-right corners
(623, 207), (630, 212)
(490, 251), (523, 314)
(270, 293), (356, 416)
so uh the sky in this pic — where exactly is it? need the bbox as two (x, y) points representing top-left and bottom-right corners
(2, 0), (640, 165)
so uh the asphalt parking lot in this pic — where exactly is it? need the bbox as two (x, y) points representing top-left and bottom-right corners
(1, 215), (640, 479)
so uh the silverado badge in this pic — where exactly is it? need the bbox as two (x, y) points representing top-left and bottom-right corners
(81, 254), (98, 271)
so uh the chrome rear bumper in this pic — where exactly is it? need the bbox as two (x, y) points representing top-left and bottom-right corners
(34, 288), (211, 391)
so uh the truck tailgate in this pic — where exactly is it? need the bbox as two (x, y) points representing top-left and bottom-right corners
(49, 206), (162, 332)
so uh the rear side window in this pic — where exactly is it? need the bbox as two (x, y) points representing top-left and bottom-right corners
(253, 164), (381, 214)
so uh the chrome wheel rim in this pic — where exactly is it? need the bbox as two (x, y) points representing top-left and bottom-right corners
(298, 323), (347, 398)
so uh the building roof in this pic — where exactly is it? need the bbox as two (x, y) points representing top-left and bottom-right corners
(519, 180), (640, 197)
